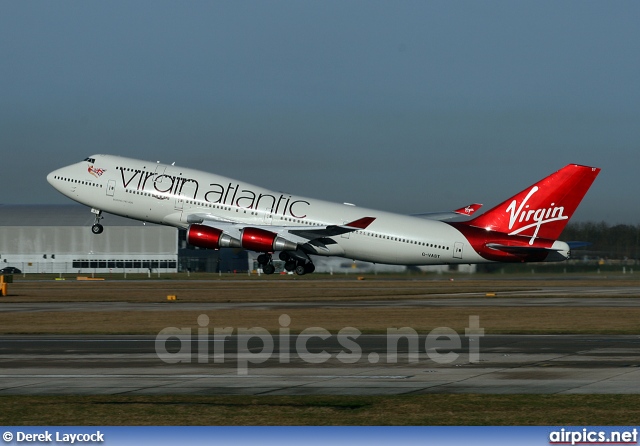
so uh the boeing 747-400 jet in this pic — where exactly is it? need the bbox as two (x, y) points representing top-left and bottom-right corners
(47, 155), (599, 275)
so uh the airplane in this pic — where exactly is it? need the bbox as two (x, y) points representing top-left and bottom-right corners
(47, 155), (600, 275)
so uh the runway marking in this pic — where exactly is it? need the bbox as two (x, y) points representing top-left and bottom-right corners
(0, 339), (227, 342)
(0, 374), (412, 379)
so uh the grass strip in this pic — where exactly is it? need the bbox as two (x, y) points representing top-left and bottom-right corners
(0, 307), (638, 335)
(1, 394), (639, 425)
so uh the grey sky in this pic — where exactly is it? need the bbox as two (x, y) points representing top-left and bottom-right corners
(1, 1), (639, 223)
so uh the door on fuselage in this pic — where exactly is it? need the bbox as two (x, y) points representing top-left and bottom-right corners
(262, 206), (273, 225)
(106, 180), (116, 197)
(453, 242), (464, 259)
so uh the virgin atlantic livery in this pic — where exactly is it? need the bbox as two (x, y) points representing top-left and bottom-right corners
(47, 155), (600, 275)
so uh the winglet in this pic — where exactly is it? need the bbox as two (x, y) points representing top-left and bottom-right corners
(453, 203), (482, 217)
(345, 217), (376, 229)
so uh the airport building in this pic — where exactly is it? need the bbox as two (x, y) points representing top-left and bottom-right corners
(0, 205), (178, 274)
(0, 204), (248, 275)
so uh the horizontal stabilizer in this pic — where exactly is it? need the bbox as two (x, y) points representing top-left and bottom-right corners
(412, 203), (483, 221)
(485, 243), (560, 254)
(567, 241), (592, 249)
(453, 203), (483, 216)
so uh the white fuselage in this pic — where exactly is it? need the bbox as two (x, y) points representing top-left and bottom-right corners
(47, 154), (489, 266)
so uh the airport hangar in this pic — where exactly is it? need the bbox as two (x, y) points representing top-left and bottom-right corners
(0, 204), (472, 275)
(0, 204), (237, 275)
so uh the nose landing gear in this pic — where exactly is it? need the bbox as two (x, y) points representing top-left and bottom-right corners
(91, 208), (104, 234)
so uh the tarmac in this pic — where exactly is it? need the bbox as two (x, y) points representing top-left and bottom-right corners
(1, 334), (639, 395)
(1, 281), (639, 395)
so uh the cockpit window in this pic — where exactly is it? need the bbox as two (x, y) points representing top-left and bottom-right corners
(84, 157), (96, 163)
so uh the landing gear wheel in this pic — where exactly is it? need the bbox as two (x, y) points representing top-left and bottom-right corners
(304, 263), (315, 274)
(284, 260), (297, 272)
(91, 209), (103, 234)
(257, 253), (275, 274)
(295, 265), (306, 276)
(279, 252), (291, 262)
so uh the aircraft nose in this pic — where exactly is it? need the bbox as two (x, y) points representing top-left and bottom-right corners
(47, 167), (66, 190)
(47, 169), (59, 186)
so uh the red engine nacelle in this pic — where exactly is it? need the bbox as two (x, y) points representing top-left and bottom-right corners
(241, 227), (298, 252)
(186, 224), (240, 249)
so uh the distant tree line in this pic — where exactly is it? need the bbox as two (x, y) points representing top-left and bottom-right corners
(561, 222), (640, 260)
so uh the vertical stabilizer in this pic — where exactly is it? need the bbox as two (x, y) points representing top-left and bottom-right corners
(465, 164), (600, 244)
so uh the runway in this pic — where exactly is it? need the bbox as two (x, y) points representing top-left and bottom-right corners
(2, 280), (639, 395)
(1, 334), (639, 395)
(3, 295), (640, 313)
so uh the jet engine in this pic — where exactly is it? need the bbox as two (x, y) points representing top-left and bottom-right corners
(186, 224), (241, 249)
(241, 227), (298, 252)
(187, 225), (297, 253)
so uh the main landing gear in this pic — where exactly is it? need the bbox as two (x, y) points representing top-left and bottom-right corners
(257, 253), (276, 275)
(280, 252), (315, 275)
(256, 252), (316, 275)
(91, 208), (104, 234)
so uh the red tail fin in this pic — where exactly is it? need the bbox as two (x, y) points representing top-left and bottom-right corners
(465, 164), (600, 244)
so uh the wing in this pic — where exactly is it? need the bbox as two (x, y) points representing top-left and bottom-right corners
(186, 213), (376, 244)
(412, 203), (482, 221)
(288, 217), (375, 239)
